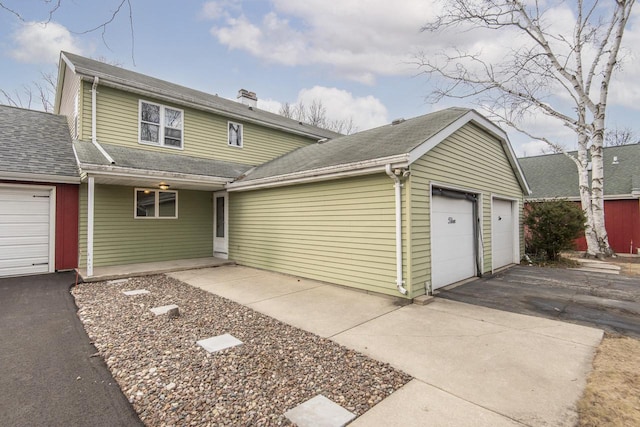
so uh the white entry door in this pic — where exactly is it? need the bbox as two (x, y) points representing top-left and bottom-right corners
(492, 199), (515, 269)
(431, 194), (476, 290)
(213, 191), (228, 258)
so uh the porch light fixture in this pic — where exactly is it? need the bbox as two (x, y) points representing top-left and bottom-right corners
(159, 183), (170, 190)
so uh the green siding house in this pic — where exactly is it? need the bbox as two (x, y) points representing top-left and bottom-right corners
(55, 52), (529, 299)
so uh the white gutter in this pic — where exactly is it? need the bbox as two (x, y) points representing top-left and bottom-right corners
(90, 77), (116, 165)
(227, 154), (409, 192)
(385, 164), (408, 295)
(86, 176), (95, 277)
(79, 164), (231, 186)
(0, 171), (80, 184)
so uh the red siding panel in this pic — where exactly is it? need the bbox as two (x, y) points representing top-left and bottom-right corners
(55, 184), (79, 270)
(575, 199), (640, 254)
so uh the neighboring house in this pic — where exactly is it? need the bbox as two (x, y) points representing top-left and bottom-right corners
(519, 144), (640, 254)
(0, 105), (80, 277)
(54, 52), (529, 298)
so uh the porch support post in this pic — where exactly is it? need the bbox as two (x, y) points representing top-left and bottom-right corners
(87, 176), (95, 277)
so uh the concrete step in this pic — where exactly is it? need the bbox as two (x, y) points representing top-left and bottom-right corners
(569, 267), (620, 275)
(578, 262), (621, 271)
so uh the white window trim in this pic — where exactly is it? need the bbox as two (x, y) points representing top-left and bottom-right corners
(138, 100), (184, 150)
(227, 121), (243, 148)
(134, 188), (179, 219)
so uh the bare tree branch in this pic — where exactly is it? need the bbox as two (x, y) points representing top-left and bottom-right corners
(419, 0), (636, 257)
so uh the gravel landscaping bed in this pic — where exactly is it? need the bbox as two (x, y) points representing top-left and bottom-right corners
(72, 274), (412, 426)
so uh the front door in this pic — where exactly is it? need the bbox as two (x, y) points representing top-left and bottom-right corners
(213, 191), (228, 258)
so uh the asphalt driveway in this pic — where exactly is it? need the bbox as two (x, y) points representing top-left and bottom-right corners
(438, 265), (640, 338)
(0, 273), (141, 427)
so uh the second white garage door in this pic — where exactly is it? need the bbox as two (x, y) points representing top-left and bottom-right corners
(0, 187), (52, 277)
(431, 193), (476, 290)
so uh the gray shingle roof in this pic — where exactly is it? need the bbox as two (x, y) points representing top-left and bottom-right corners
(518, 144), (640, 198)
(240, 107), (471, 182)
(73, 140), (251, 179)
(61, 52), (340, 140)
(0, 105), (79, 180)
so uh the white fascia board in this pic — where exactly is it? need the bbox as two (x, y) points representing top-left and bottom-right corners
(407, 110), (532, 196)
(0, 171), (81, 184)
(75, 74), (331, 141)
(79, 163), (231, 186)
(227, 155), (409, 192)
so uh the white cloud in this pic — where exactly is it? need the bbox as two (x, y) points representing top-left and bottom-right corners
(207, 0), (440, 84)
(257, 86), (388, 132)
(296, 86), (388, 131)
(10, 21), (84, 64)
(517, 140), (552, 158)
(256, 98), (282, 113)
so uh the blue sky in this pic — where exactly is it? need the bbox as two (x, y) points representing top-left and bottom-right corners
(1, 0), (638, 157)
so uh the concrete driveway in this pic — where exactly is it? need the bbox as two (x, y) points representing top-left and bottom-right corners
(438, 265), (640, 338)
(0, 273), (141, 427)
(171, 265), (604, 427)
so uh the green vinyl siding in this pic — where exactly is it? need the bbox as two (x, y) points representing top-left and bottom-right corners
(81, 82), (315, 165)
(229, 174), (405, 297)
(79, 184), (212, 267)
(408, 123), (524, 296)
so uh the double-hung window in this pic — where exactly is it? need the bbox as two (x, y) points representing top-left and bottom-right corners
(135, 189), (178, 219)
(139, 100), (183, 149)
(228, 121), (243, 148)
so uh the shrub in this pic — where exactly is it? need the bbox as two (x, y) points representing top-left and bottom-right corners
(525, 200), (586, 261)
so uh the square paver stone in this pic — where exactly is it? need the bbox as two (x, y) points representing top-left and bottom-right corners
(197, 333), (243, 353)
(122, 289), (150, 296)
(284, 394), (356, 427)
(150, 304), (179, 315)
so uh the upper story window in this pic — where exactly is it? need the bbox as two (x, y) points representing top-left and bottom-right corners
(228, 121), (243, 148)
(139, 100), (183, 149)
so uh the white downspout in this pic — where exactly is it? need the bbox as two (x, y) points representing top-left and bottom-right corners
(385, 164), (408, 295)
(91, 76), (115, 164)
(87, 176), (94, 277)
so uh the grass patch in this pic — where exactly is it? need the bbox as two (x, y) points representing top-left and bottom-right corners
(577, 334), (640, 426)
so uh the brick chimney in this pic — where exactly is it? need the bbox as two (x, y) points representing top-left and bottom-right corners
(237, 89), (257, 108)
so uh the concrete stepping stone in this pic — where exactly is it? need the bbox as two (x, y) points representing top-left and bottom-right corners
(107, 278), (130, 285)
(150, 304), (179, 316)
(197, 333), (242, 353)
(122, 289), (150, 296)
(284, 394), (356, 427)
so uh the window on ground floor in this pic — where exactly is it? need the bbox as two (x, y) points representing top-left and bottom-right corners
(135, 189), (178, 219)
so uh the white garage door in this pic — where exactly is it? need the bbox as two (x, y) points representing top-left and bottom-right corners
(431, 193), (476, 290)
(0, 187), (52, 277)
(493, 199), (515, 270)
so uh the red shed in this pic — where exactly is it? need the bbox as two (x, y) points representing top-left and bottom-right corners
(519, 144), (640, 255)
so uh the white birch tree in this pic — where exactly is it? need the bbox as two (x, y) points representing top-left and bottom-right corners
(418, 0), (635, 258)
